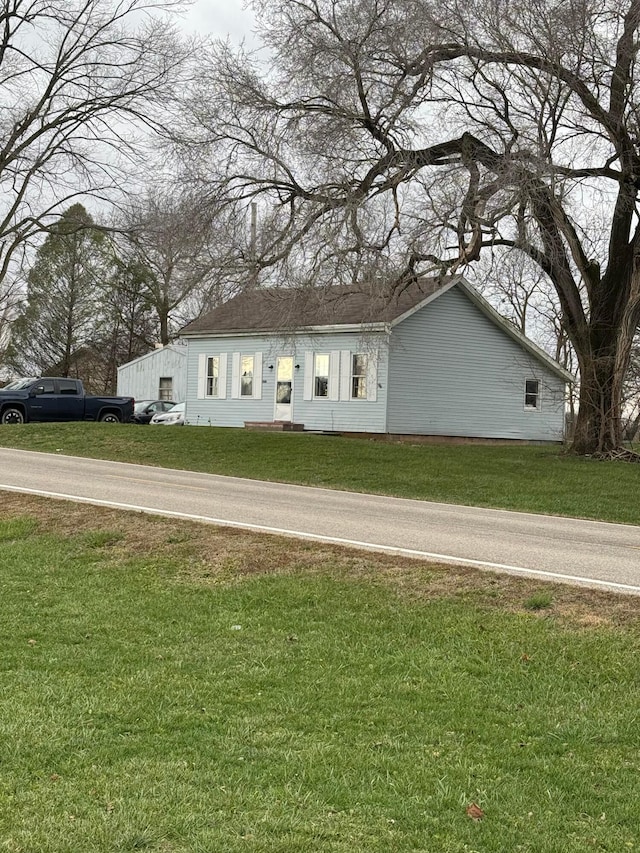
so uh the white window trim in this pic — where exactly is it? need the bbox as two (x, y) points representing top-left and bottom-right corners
(197, 353), (227, 400)
(231, 352), (262, 400)
(313, 353), (330, 399)
(339, 350), (378, 402)
(158, 376), (173, 401)
(304, 351), (341, 401)
(524, 377), (541, 411)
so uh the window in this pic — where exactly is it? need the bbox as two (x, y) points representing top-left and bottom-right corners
(241, 355), (254, 397)
(206, 357), (219, 397)
(351, 354), (368, 399)
(314, 354), (329, 398)
(198, 353), (227, 400)
(158, 377), (173, 401)
(58, 379), (79, 395)
(525, 379), (540, 409)
(230, 352), (261, 400)
(34, 379), (55, 394)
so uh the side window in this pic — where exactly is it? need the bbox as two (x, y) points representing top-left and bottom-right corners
(158, 377), (173, 401)
(207, 356), (219, 397)
(525, 379), (540, 409)
(34, 379), (55, 394)
(314, 354), (329, 398)
(58, 379), (79, 395)
(351, 354), (368, 399)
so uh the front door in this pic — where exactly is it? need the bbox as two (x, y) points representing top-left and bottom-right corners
(274, 356), (293, 421)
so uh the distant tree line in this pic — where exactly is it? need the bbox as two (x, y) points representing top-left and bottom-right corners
(4, 198), (231, 394)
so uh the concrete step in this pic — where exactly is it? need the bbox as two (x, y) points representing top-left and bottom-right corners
(244, 421), (305, 432)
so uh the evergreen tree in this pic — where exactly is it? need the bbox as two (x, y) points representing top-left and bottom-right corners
(7, 205), (113, 377)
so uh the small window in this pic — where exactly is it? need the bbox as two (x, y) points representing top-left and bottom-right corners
(314, 354), (329, 398)
(351, 354), (368, 399)
(525, 379), (540, 409)
(159, 377), (173, 401)
(206, 356), (219, 397)
(241, 355), (254, 397)
(34, 379), (55, 394)
(58, 379), (79, 395)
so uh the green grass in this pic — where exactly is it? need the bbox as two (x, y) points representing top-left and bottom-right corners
(0, 422), (639, 524)
(2, 499), (640, 852)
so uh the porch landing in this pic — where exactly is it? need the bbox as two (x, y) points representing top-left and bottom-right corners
(244, 421), (305, 432)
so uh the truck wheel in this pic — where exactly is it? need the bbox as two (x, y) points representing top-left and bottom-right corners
(1, 407), (25, 425)
(99, 412), (121, 423)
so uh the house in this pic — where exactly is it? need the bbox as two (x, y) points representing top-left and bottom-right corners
(179, 276), (572, 442)
(116, 343), (187, 403)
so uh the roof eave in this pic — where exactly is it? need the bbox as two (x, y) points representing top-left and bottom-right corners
(180, 322), (389, 338)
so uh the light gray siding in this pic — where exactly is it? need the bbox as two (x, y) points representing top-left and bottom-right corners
(117, 345), (187, 403)
(387, 287), (566, 440)
(185, 332), (389, 431)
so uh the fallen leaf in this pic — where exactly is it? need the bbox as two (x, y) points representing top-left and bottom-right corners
(466, 802), (485, 821)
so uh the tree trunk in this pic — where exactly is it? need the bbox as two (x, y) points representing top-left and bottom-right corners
(571, 348), (623, 455)
(159, 310), (169, 346)
(570, 274), (640, 455)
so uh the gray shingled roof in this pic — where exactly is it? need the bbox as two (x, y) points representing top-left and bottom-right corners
(181, 278), (449, 335)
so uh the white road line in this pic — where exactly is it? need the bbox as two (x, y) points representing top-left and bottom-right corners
(104, 474), (208, 491)
(2, 483), (640, 594)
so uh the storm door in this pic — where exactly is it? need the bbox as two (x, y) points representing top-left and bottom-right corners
(274, 356), (293, 421)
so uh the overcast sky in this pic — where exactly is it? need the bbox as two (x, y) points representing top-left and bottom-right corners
(182, 0), (257, 43)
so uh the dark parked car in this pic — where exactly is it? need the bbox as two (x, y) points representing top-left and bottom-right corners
(0, 377), (134, 424)
(131, 399), (176, 424)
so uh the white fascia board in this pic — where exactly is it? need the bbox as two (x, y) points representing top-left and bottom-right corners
(118, 343), (186, 370)
(180, 323), (388, 340)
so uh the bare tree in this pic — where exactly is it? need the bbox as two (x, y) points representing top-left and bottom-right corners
(118, 188), (233, 344)
(0, 0), (192, 304)
(187, 0), (640, 456)
(90, 255), (158, 392)
(0, 273), (23, 368)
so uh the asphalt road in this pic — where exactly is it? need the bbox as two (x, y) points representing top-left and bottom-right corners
(1, 447), (639, 594)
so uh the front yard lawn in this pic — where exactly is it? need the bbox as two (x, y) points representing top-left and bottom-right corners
(2, 493), (640, 852)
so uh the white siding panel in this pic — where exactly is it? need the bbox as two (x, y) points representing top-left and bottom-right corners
(185, 333), (389, 431)
(117, 345), (187, 403)
(387, 287), (566, 441)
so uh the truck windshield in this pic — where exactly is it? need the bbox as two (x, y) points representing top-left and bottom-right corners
(3, 377), (38, 390)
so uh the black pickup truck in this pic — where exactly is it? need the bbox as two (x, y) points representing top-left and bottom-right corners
(0, 377), (134, 425)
